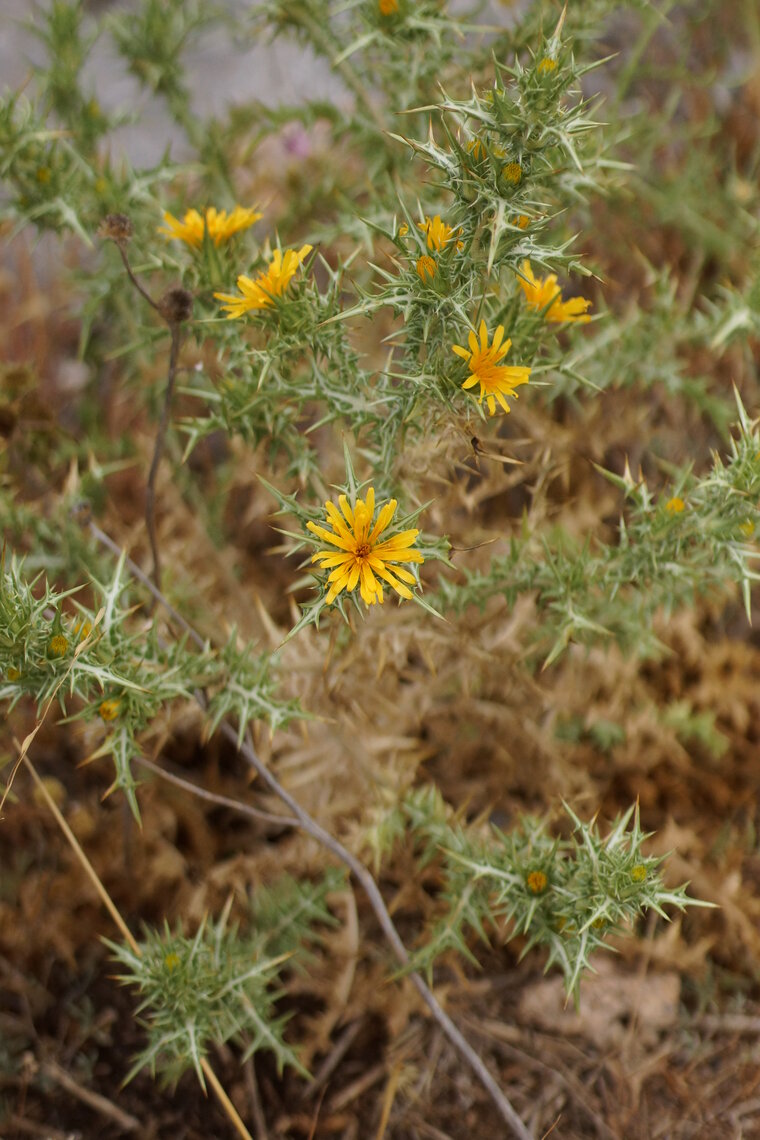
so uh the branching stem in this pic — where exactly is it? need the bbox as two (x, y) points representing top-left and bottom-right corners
(86, 522), (534, 1140)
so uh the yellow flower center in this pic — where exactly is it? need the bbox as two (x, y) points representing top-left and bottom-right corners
(49, 635), (68, 658)
(99, 699), (121, 721)
(526, 870), (548, 894)
(307, 488), (424, 607)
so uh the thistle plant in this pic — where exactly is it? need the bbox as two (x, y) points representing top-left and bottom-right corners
(2, 0), (755, 1135)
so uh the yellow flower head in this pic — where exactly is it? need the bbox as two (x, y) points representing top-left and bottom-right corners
(398, 222), (409, 236)
(306, 488), (424, 607)
(418, 214), (463, 253)
(73, 619), (93, 642)
(379, 0), (399, 13)
(453, 320), (531, 416)
(631, 864), (647, 883)
(215, 245), (313, 319)
(416, 254), (437, 282)
(665, 496), (685, 515)
(513, 214), (531, 230)
(466, 137), (488, 161)
(48, 635), (68, 658)
(526, 870), (548, 894)
(537, 57), (558, 74)
(7, 667), (21, 682)
(502, 162), (523, 185)
(518, 260), (592, 323)
(99, 698), (121, 722)
(159, 205), (262, 249)
(740, 519), (755, 536)
(164, 952), (181, 971)
(36, 166), (52, 184)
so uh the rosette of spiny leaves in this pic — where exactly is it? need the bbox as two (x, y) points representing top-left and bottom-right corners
(380, 791), (702, 996)
(104, 884), (337, 1089)
(436, 393), (760, 664)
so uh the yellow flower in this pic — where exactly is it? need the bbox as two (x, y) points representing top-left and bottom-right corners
(48, 635), (68, 658)
(631, 864), (647, 883)
(513, 214), (531, 229)
(453, 320), (531, 416)
(418, 214), (463, 252)
(215, 245), (313, 318)
(99, 699), (121, 722)
(466, 137), (488, 161)
(164, 952), (181, 971)
(537, 57), (558, 74)
(307, 488), (424, 607)
(518, 260), (592, 323)
(159, 205), (262, 249)
(379, 0), (399, 14)
(36, 166), (52, 184)
(398, 222), (409, 236)
(526, 870), (548, 894)
(665, 496), (685, 515)
(416, 254), (437, 282)
(740, 519), (754, 536)
(73, 619), (93, 642)
(6, 667), (21, 682)
(502, 162), (523, 185)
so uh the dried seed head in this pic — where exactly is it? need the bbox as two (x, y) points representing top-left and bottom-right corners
(158, 286), (194, 325)
(98, 213), (133, 245)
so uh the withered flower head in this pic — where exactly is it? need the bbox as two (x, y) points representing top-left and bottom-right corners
(158, 286), (194, 325)
(98, 213), (133, 246)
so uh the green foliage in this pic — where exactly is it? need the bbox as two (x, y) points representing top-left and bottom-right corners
(104, 883), (337, 1087)
(0, 551), (304, 818)
(1, 0), (748, 1116)
(380, 792), (706, 996)
(437, 393), (760, 663)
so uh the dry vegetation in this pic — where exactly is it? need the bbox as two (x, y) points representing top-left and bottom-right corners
(3, 1), (760, 1138)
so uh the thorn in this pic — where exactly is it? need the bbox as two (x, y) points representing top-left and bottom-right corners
(553, 3), (568, 42)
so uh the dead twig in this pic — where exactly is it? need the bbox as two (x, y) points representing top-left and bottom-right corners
(133, 754), (297, 829)
(41, 1059), (141, 1134)
(99, 217), (192, 591)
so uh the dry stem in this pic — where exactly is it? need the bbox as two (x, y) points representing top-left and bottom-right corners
(87, 521), (534, 1140)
